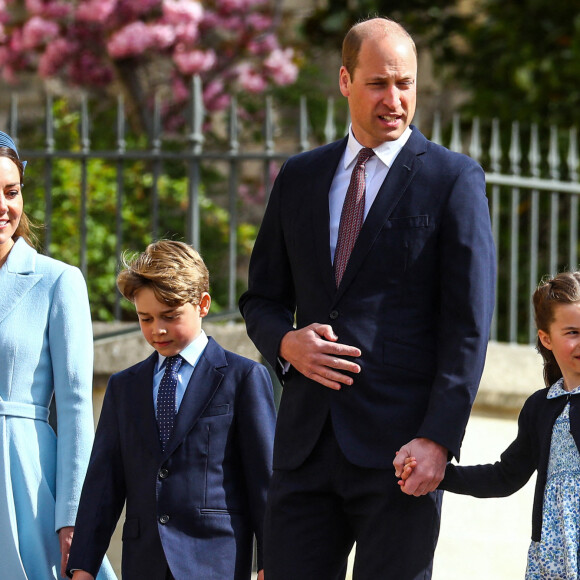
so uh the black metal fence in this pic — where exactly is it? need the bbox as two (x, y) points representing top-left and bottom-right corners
(7, 78), (580, 344)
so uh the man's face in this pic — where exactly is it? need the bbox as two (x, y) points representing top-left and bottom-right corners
(339, 34), (417, 147)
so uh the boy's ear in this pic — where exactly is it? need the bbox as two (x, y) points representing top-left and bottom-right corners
(199, 292), (211, 318)
(538, 329), (552, 351)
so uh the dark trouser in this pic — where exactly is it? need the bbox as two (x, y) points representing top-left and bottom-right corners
(263, 417), (443, 580)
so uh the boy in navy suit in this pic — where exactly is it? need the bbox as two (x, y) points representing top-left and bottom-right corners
(67, 240), (276, 580)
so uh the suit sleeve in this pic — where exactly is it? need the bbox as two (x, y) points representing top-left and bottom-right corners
(49, 265), (96, 531)
(239, 162), (297, 373)
(440, 397), (537, 496)
(67, 377), (127, 578)
(235, 362), (276, 570)
(416, 159), (496, 459)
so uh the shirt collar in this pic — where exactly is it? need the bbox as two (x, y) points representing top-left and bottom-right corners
(344, 125), (413, 170)
(547, 376), (580, 399)
(156, 329), (208, 371)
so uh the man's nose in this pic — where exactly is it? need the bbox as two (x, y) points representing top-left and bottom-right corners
(382, 86), (400, 108)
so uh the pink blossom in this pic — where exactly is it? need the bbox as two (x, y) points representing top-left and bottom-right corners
(162, 0), (203, 26)
(77, 0), (117, 23)
(38, 37), (74, 77)
(69, 50), (113, 86)
(264, 47), (298, 85)
(21, 16), (59, 50)
(173, 21), (200, 45)
(43, 2), (72, 18)
(173, 47), (216, 75)
(107, 21), (154, 58)
(203, 78), (230, 111)
(24, 0), (43, 16)
(246, 13), (272, 32)
(171, 75), (190, 104)
(149, 24), (176, 49)
(247, 32), (278, 55)
(215, 0), (250, 12)
(237, 63), (267, 93)
(121, 0), (161, 17)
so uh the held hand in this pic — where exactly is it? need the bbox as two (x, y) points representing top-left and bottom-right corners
(71, 572), (95, 580)
(279, 324), (361, 390)
(58, 526), (74, 578)
(257, 570), (265, 580)
(394, 451), (417, 484)
(393, 438), (447, 497)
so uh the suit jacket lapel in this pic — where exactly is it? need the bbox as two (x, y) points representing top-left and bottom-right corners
(164, 338), (226, 456)
(125, 353), (162, 459)
(336, 128), (426, 298)
(0, 238), (42, 326)
(311, 137), (349, 298)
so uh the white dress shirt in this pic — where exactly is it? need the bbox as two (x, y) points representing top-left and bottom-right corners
(329, 126), (412, 262)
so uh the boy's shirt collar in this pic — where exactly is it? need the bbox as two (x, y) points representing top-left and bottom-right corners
(156, 329), (209, 371)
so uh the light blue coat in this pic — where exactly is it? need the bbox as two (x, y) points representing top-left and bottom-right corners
(0, 238), (116, 579)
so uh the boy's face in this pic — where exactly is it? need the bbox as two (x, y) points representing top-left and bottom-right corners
(134, 286), (211, 357)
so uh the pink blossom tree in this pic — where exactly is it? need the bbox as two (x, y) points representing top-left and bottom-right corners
(0, 0), (299, 133)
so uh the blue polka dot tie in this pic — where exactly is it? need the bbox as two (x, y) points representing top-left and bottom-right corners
(157, 355), (182, 451)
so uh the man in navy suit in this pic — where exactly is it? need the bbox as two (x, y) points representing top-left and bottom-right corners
(68, 241), (276, 580)
(239, 16), (496, 579)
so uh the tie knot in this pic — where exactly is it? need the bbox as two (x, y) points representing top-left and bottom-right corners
(165, 355), (182, 372)
(356, 147), (375, 167)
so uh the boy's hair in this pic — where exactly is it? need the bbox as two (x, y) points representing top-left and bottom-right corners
(533, 271), (580, 386)
(117, 240), (209, 307)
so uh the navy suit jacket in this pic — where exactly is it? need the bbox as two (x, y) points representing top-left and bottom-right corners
(67, 337), (276, 580)
(239, 127), (496, 471)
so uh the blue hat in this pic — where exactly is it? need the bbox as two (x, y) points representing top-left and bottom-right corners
(0, 130), (27, 171)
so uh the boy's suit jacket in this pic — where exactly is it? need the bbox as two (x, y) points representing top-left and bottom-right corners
(67, 337), (276, 580)
(240, 126), (496, 471)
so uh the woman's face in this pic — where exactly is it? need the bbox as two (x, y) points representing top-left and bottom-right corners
(0, 156), (23, 264)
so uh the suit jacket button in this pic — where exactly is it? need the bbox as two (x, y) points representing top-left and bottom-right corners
(329, 310), (339, 320)
(159, 468), (169, 479)
(159, 514), (170, 524)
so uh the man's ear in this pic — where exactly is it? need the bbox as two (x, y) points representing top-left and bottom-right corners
(538, 329), (552, 351)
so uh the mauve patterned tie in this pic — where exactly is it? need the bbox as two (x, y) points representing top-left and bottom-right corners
(157, 354), (183, 451)
(334, 147), (375, 286)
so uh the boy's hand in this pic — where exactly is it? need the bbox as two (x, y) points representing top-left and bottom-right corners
(257, 570), (265, 580)
(58, 526), (74, 578)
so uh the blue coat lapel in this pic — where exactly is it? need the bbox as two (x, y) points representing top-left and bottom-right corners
(311, 137), (349, 299)
(0, 239), (42, 326)
(335, 127), (427, 298)
(126, 352), (162, 459)
(164, 337), (226, 456)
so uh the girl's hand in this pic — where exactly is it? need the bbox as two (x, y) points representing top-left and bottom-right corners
(395, 452), (417, 487)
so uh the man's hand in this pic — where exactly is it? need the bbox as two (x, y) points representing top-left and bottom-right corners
(58, 526), (74, 578)
(279, 324), (361, 390)
(393, 438), (447, 496)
